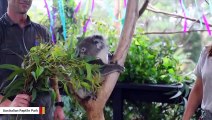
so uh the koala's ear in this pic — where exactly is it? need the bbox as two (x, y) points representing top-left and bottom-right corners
(77, 36), (82, 42)
(92, 35), (104, 41)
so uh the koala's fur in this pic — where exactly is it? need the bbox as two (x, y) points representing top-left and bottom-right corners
(75, 35), (124, 100)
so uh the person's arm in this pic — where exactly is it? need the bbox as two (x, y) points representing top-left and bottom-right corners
(0, 95), (11, 107)
(51, 77), (65, 120)
(182, 77), (203, 120)
(0, 94), (31, 107)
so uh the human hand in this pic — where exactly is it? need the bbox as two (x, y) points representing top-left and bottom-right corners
(10, 94), (31, 107)
(54, 106), (65, 120)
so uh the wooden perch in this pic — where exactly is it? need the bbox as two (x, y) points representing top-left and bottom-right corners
(76, 0), (149, 120)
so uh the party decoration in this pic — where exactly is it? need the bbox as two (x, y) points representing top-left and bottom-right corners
(209, 0), (212, 14)
(124, 0), (127, 8)
(83, 0), (95, 33)
(203, 15), (211, 35)
(195, 0), (203, 29)
(44, 0), (56, 44)
(74, 0), (81, 15)
(58, 0), (67, 40)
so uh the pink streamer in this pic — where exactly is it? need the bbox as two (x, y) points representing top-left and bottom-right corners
(203, 15), (211, 35)
(183, 12), (187, 32)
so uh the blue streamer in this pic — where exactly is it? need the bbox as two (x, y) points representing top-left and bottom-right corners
(58, 0), (67, 40)
(181, 0), (189, 16)
(195, 0), (203, 29)
(209, 0), (212, 14)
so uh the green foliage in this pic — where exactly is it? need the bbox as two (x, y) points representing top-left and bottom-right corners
(119, 29), (184, 84)
(0, 40), (102, 103)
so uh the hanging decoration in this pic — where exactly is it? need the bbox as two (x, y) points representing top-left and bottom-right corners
(179, 0), (188, 33)
(83, 0), (89, 15)
(195, 0), (203, 29)
(74, 0), (81, 16)
(124, 0), (127, 8)
(209, 0), (212, 14)
(121, 0), (127, 28)
(195, 0), (211, 35)
(202, 14), (211, 35)
(83, 0), (95, 33)
(44, 0), (56, 44)
(58, 0), (67, 40)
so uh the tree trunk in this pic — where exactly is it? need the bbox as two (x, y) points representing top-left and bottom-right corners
(79, 1), (148, 120)
(0, 0), (7, 17)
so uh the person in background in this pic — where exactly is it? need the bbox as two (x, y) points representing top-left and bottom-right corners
(182, 46), (212, 120)
(0, 0), (65, 119)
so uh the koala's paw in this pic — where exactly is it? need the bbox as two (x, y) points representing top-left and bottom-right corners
(100, 64), (124, 76)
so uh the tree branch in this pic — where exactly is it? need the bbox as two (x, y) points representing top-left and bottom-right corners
(139, 0), (149, 17)
(142, 29), (209, 35)
(81, 1), (140, 120)
(146, 7), (212, 27)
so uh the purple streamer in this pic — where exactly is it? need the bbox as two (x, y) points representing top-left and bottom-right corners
(91, 0), (95, 12)
(83, 0), (95, 33)
(179, 0), (187, 33)
(44, 0), (56, 44)
(124, 0), (127, 8)
(203, 15), (211, 35)
(74, 1), (81, 14)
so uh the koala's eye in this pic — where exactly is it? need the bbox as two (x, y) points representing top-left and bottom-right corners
(93, 39), (99, 44)
(80, 47), (86, 53)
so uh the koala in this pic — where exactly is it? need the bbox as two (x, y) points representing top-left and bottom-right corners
(75, 35), (124, 100)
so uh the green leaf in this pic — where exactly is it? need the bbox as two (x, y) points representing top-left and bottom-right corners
(64, 83), (71, 97)
(6, 69), (25, 81)
(81, 82), (91, 91)
(0, 64), (22, 71)
(35, 66), (44, 79)
(31, 89), (37, 102)
(1, 78), (24, 103)
(85, 63), (92, 81)
(50, 89), (56, 102)
(31, 71), (37, 80)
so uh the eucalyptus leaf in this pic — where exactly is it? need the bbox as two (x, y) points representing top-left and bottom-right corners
(0, 64), (22, 71)
(31, 89), (37, 102)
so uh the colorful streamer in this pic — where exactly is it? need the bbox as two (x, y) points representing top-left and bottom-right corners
(83, 0), (95, 33)
(74, 1), (81, 15)
(181, 0), (189, 16)
(179, 0), (187, 33)
(195, 0), (203, 29)
(209, 0), (212, 14)
(202, 15), (211, 35)
(83, 0), (89, 15)
(44, 0), (56, 44)
(58, 0), (67, 40)
(124, 0), (127, 8)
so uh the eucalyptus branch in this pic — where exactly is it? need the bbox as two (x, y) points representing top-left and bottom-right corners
(138, 0), (149, 17)
(142, 29), (209, 35)
(146, 7), (212, 27)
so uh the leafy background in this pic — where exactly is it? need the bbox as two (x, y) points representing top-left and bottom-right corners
(3, 0), (210, 119)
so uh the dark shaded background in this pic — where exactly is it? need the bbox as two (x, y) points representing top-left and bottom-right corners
(0, 0), (8, 17)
